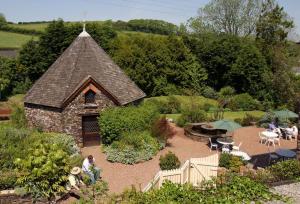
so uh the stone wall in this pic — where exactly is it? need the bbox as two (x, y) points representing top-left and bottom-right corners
(62, 86), (116, 146)
(25, 104), (63, 132)
(25, 84), (117, 146)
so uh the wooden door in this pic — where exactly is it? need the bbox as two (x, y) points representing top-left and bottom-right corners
(82, 115), (101, 146)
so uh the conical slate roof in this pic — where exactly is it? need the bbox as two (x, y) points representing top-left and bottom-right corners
(25, 30), (146, 108)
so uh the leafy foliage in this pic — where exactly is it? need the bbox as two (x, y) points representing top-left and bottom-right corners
(10, 103), (27, 128)
(159, 151), (180, 170)
(228, 93), (261, 111)
(105, 131), (160, 164)
(99, 104), (160, 144)
(0, 170), (21, 190)
(110, 34), (207, 96)
(268, 159), (300, 181)
(127, 19), (178, 35)
(14, 143), (71, 199)
(177, 107), (207, 127)
(219, 153), (244, 172)
(44, 133), (80, 155)
(118, 174), (285, 203)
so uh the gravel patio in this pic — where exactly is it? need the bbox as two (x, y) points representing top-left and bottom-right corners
(81, 124), (297, 193)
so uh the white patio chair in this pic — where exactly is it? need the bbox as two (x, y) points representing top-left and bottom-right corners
(209, 138), (218, 151)
(259, 132), (266, 144)
(232, 142), (242, 151)
(266, 138), (275, 147)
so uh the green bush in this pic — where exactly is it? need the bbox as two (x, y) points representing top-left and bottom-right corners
(268, 159), (300, 181)
(10, 104), (27, 128)
(99, 104), (160, 144)
(177, 108), (207, 127)
(14, 143), (71, 199)
(105, 131), (160, 164)
(0, 170), (21, 190)
(219, 153), (244, 172)
(159, 151), (180, 170)
(235, 113), (261, 126)
(144, 96), (181, 114)
(0, 126), (32, 169)
(44, 133), (80, 155)
(117, 174), (285, 203)
(228, 93), (260, 111)
(202, 86), (218, 99)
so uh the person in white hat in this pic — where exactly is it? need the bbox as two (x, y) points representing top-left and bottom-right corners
(66, 167), (85, 191)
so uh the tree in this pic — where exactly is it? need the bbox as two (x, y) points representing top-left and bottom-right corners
(110, 34), (207, 96)
(183, 33), (241, 90)
(256, 0), (295, 107)
(0, 13), (7, 28)
(228, 41), (270, 97)
(187, 0), (262, 36)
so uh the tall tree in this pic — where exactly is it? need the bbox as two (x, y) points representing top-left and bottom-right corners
(109, 34), (207, 96)
(0, 13), (7, 28)
(187, 0), (262, 36)
(256, 0), (295, 106)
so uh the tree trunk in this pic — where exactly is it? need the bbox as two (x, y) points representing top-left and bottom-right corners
(297, 134), (300, 160)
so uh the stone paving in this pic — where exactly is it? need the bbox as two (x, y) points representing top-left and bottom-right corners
(266, 182), (300, 204)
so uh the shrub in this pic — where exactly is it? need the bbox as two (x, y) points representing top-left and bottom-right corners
(69, 154), (84, 168)
(0, 126), (32, 169)
(44, 133), (80, 155)
(14, 143), (71, 199)
(0, 170), (21, 190)
(144, 96), (181, 114)
(235, 113), (261, 126)
(219, 153), (244, 172)
(268, 159), (300, 181)
(159, 151), (180, 170)
(105, 131), (160, 164)
(117, 174), (285, 203)
(228, 93), (260, 111)
(177, 108), (207, 127)
(10, 104), (27, 128)
(202, 86), (218, 99)
(99, 104), (160, 144)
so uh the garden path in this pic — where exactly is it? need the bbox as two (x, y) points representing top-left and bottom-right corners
(81, 124), (296, 193)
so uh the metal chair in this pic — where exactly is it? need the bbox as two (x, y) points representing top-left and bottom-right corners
(232, 142), (242, 151)
(209, 138), (218, 151)
(259, 132), (266, 144)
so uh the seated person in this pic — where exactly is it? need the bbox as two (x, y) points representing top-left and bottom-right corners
(268, 122), (276, 131)
(66, 167), (85, 191)
(82, 155), (101, 184)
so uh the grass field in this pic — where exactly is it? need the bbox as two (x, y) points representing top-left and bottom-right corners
(0, 31), (38, 48)
(10, 23), (49, 32)
(166, 110), (265, 122)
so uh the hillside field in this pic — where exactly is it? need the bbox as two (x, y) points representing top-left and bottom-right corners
(0, 31), (38, 48)
(10, 23), (49, 32)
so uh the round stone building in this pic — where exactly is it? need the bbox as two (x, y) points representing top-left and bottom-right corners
(24, 29), (146, 147)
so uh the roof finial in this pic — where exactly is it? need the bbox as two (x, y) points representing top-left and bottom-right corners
(79, 11), (90, 37)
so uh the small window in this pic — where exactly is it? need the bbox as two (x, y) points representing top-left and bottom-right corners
(85, 90), (96, 104)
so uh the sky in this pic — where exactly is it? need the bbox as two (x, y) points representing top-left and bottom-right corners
(2, 0), (300, 35)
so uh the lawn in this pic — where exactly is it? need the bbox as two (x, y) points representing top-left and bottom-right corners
(166, 110), (265, 122)
(146, 95), (218, 110)
(10, 23), (49, 32)
(0, 31), (38, 48)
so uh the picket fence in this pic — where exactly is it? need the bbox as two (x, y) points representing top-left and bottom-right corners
(143, 154), (219, 192)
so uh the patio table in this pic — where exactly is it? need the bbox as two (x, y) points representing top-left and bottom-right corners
(230, 150), (251, 161)
(275, 149), (296, 159)
(217, 137), (234, 149)
(261, 131), (278, 138)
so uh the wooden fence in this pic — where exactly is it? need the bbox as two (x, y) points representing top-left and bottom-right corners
(143, 154), (219, 192)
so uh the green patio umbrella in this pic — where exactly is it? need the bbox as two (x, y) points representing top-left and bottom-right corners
(211, 119), (242, 132)
(273, 109), (298, 121)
